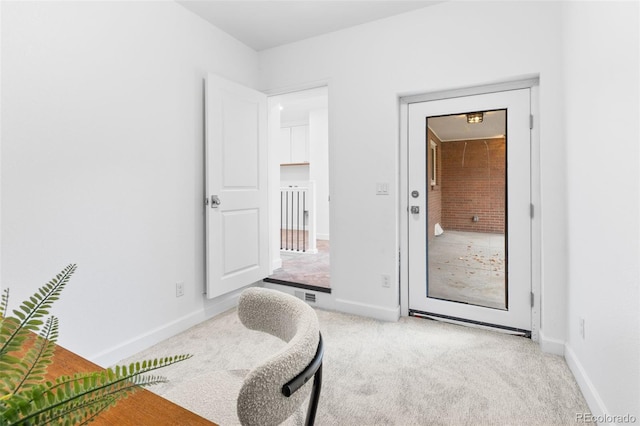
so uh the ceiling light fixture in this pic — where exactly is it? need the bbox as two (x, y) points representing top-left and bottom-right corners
(466, 112), (483, 124)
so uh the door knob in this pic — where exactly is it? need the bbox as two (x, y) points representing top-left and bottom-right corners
(410, 206), (420, 214)
(210, 195), (221, 208)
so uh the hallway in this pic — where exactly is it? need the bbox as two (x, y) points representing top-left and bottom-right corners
(268, 239), (330, 289)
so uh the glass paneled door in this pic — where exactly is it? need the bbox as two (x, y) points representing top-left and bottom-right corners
(407, 89), (531, 332)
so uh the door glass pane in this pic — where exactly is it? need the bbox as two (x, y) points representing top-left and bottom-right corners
(426, 110), (507, 310)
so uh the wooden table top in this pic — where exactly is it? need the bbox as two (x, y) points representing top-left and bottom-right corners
(48, 345), (216, 426)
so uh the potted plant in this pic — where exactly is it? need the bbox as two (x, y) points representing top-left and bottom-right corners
(0, 264), (191, 425)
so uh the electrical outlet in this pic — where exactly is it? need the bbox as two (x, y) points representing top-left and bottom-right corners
(579, 318), (585, 339)
(381, 274), (391, 288)
(176, 282), (185, 297)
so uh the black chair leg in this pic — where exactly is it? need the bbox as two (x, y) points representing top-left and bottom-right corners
(305, 364), (322, 426)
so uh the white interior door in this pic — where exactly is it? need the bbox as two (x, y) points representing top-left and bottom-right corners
(205, 73), (269, 299)
(408, 89), (531, 331)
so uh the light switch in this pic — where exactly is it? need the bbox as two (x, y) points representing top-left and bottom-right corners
(376, 183), (389, 195)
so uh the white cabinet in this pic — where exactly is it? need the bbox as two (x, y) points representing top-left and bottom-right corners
(280, 125), (308, 164)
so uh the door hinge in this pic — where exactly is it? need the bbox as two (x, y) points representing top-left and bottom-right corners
(530, 292), (534, 307)
(529, 114), (534, 130)
(530, 203), (534, 218)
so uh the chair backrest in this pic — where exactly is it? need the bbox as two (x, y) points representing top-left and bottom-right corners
(237, 287), (322, 426)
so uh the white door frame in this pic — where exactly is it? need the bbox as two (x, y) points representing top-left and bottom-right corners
(399, 77), (542, 341)
(264, 81), (333, 279)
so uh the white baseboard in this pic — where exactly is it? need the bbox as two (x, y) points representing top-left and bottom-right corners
(564, 344), (610, 423)
(90, 290), (242, 367)
(538, 329), (565, 355)
(261, 282), (400, 322)
(333, 298), (400, 322)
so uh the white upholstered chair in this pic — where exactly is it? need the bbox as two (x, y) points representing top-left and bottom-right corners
(161, 287), (323, 425)
(235, 287), (323, 426)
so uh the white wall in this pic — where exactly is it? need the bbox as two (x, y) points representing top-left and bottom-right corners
(309, 108), (330, 239)
(259, 1), (567, 330)
(1, 1), (258, 366)
(562, 1), (640, 420)
(280, 165), (309, 182)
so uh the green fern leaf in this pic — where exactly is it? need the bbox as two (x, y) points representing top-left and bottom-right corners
(0, 354), (21, 366)
(0, 265), (192, 425)
(0, 317), (20, 346)
(0, 265), (76, 361)
(0, 289), (9, 319)
(9, 311), (23, 321)
(10, 316), (59, 395)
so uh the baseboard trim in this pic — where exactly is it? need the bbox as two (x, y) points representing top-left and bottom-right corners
(261, 282), (400, 322)
(538, 329), (565, 355)
(333, 298), (400, 322)
(564, 344), (610, 423)
(90, 290), (242, 367)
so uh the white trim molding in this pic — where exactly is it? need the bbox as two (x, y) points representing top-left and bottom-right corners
(538, 329), (565, 355)
(400, 74), (540, 105)
(565, 344), (610, 424)
(399, 76), (541, 340)
(262, 281), (400, 322)
(333, 298), (401, 322)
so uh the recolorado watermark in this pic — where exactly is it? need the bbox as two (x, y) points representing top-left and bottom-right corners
(576, 413), (637, 424)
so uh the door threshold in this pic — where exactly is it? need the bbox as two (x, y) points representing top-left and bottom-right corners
(263, 278), (331, 294)
(410, 310), (530, 337)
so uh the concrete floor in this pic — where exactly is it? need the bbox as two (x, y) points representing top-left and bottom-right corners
(428, 230), (506, 310)
(269, 230), (504, 302)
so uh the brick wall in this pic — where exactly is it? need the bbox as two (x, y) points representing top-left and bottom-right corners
(427, 129), (442, 242)
(440, 138), (505, 234)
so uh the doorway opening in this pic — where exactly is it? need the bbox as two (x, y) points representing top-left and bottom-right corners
(427, 110), (507, 310)
(265, 87), (331, 292)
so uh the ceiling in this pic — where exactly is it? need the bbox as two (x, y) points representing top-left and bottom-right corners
(428, 110), (506, 142)
(176, 0), (502, 139)
(176, 1), (443, 51)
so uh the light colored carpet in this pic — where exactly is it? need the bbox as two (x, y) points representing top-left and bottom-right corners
(122, 307), (592, 425)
